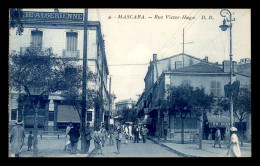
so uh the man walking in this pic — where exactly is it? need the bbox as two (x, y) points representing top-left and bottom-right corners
(85, 122), (92, 153)
(68, 123), (80, 154)
(10, 120), (26, 157)
(141, 124), (149, 143)
(214, 127), (221, 148)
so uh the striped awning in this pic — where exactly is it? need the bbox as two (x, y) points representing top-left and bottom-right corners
(57, 105), (80, 122)
(207, 111), (230, 128)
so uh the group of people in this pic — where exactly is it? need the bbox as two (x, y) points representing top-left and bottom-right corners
(9, 119), (242, 157)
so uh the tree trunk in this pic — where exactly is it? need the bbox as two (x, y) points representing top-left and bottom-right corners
(80, 111), (87, 153)
(181, 117), (184, 144)
(33, 101), (39, 156)
(199, 114), (203, 149)
(240, 120), (243, 147)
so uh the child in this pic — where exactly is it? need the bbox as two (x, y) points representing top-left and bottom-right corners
(27, 131), (33, 151)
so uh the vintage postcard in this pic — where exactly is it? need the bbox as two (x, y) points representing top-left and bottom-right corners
(8, 8), (251, 157)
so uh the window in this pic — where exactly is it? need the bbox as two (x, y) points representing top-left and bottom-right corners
(66, 32), (78, 51)
(11, 109), (17, 120)
(49, 111), (54, 121)
(87, 111), (92, 122)
(31, 30), (43, 48)
(182, 80), (191, 85)
(210, 81), (221, 97)
(175, 61), (183, 69)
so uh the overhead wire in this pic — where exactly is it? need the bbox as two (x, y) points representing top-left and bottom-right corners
(159, 9), (203, 58)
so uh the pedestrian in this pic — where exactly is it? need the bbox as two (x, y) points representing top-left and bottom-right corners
(107, 125), (114, 146)
(227, 127), (241, 157)
(214, 127), (221, 148)
(9, 120), (26, 157)
(64, 122), (72, 151)
(68, 123), (80, 154)
(27, 131), (33, 151)
(100, 123), (107, 147)
(115, 128), (123, 154)
(93, 127), (103, 155)
(133, 124), (140, 143)
(141, 124), (149, 143)
(124, 124), (129, 144)
(138, 123), (142, 142)
(128, 124), (133, 140)
(85, 122), (92, 153)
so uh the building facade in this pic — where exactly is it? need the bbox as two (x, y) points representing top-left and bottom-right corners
(138, 53), (251, 141)
(9, 9), (110, 131)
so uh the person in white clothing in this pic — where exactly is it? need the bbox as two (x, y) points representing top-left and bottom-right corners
(64, 122), (72, 151)
(227, 127), (241, 157)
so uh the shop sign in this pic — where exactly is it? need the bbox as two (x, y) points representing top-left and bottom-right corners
(21, 11), (83, 22)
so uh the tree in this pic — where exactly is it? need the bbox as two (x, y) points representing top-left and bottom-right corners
(190, 87), (214, 149)
(120, 106), (137, 124)
(166, 84), (214, 145)
(60, 67), (98, 153)
(9, 46), (76, 156)
(166, 84), (194, 144)
(9, 8), (24, 36)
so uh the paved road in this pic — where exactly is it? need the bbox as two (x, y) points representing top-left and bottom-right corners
(89, 138), (181, 157)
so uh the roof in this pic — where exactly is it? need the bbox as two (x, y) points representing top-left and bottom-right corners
(171, 62), (223, 73)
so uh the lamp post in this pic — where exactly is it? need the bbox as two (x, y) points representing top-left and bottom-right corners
(219, 9), (235, 128)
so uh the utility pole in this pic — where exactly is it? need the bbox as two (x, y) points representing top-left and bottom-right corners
(81, 8), (88, 153)
(181, 28), (193, 67)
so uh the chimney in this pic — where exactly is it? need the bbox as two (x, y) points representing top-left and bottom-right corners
(204, 56), (208, 62)
(223, 60), (230, 73)
(223, 60), (237, 73)
(153, 54), (157, 61)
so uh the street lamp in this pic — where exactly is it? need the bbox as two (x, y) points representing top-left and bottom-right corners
(219, 9), (235, 128)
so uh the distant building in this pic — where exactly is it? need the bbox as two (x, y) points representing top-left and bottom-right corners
(114, 98), (136, 124)
(9, 9), (110, 131)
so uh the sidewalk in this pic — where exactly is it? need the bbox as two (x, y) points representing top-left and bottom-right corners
(148, 136), (251, 157)
(9, 134), (95, 157)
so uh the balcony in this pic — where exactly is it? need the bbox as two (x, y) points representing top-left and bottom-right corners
(62, 50), (80, 59)
(20, 47), (52, 56)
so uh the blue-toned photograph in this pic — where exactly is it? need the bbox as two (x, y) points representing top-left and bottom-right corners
(8, 8), (251, 157)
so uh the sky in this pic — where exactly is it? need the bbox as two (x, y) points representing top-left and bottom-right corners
(21, 8), (251, 103)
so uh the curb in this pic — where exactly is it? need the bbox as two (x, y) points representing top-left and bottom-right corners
(147, 137), (197, 157)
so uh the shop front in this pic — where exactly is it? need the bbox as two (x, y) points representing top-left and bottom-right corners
(206, 111), (230, 140)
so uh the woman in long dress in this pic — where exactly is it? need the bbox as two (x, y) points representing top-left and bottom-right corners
(227, 127), (241, 157)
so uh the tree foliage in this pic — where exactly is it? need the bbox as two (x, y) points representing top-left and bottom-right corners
(9, 46), (78, 156)
(9, 8), (24, 36)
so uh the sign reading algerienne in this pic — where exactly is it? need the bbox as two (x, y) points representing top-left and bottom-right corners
(21, 11), (84, 22)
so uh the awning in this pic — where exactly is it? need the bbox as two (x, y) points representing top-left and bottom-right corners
(57, 104), (80, 122)
(207, 111), (230, 128)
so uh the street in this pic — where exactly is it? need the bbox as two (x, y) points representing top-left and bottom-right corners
(89, 137), (181, 157)
(9, 135), (181, 157)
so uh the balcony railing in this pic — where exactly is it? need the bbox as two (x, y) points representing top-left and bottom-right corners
(20, 47), (52, 56)
(62, 50), (80, 59)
